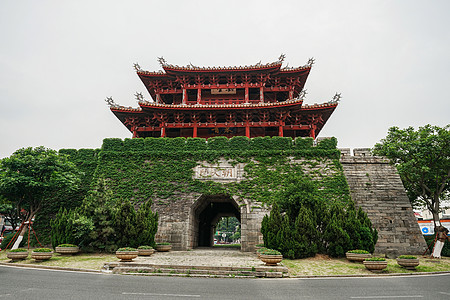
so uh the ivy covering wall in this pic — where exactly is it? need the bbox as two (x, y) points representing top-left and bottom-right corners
(91, 136), (349, 210)
(28, 136), (356, 249)
(33, 149), (99, 244)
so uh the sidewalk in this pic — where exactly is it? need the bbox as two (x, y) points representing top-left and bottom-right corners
(104, 248), (289, 278)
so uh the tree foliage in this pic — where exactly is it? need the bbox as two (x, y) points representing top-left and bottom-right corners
(50, 179), (159, 252)
(0, 147), (81, 223)
(261, 176), (377, 258)
(373, 125), (450, 225)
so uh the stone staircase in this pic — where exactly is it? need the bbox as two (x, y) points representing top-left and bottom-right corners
(103, 262), (289, 278)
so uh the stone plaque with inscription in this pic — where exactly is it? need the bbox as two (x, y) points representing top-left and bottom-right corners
(193, 160), (243, 182)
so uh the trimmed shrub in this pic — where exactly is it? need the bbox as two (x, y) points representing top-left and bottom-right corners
(124, 138), (144, 151)
(185, 138), (207, 151)
(347, 249), (370, 254)
(270, 137), (293, 150)
(9, 248), (28, 252)
(102, 138), (124, 151)
(117, 247), (137, 252)
(229, 136), (250, 150)
(317, 137), (338, 149)
(294, 137), (314, 149)
(33, 248), (52, 252)
(207, 136), (230, 151)
(250, 136), (273, 150)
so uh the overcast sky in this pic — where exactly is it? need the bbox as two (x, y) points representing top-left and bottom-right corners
(1, 0), (449, 158)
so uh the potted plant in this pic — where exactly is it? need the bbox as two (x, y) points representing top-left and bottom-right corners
(363, 257), (388, 272)
(259, 248), (283, 266)
(31, 248), (53, 261)
(7, 248), (29, 261)
(396, 255), (420, 270)
(155, 243), (172, 252)
(256, 247), (268, 259)
(137, 245), (155, 256)
(255, 243), (264, 253)
(346, 249), (371, 262)
(55, 244), (80, 255)
(116, 247), (138, 262)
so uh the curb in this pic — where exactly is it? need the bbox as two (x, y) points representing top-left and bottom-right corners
(290, 271), (450, 278)
(0, 261), (101, 273)
(1, 261), (449, 279)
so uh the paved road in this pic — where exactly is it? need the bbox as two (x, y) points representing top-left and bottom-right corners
(1, 265), (449, 300)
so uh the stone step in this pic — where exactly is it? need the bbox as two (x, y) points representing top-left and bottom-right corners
(105, 262), (288, 278)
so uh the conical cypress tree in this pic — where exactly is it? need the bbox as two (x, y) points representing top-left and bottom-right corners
(294, 206), (318, 258)
(114, 198), (138, 248)
(136, 200), (158, 247)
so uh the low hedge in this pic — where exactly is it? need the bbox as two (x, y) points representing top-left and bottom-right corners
(9, 248), (28, 252)
(117, 247), (137, 252)
(365, 257), (386, 261)
(138, 245), (153, 250)
(33, 248), (52, 252)
(347, 249), (370, 254)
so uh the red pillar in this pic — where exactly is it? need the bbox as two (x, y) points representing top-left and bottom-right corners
(245, 86), (249, 104)
(182, 89), (187, 105)
(197, 88), (201, 104)
(260, 86), (264, 103)
(193, 124), (198, 138)
(245, 124), (250, 138)
(161, 126), (166, 137)
(310, 125), (316, 139)
(278, 125), (284, 137)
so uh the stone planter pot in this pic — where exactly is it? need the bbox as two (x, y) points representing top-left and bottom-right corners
(31, 251), (53, 261)
(363, 260), (388, 272)
(55, 246), (80, 255)
(260, 254), (283, 266)
(396, 258), (420, 270)
(138, 248), (155, 256)
(346, 252), (371, 262)
(116, 251), (138, 262)
(155, 244), (172, 252)
(7, 251), (29, 261)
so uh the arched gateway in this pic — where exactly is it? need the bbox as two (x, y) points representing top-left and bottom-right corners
(190, 194), (240, 248)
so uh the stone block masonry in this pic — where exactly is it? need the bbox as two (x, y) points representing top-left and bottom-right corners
(340, 148), (427, 255)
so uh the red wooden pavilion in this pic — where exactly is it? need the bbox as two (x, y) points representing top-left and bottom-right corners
(107, 56), (339, 139)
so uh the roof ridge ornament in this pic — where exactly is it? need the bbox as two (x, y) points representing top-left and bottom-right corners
(278, 53), (286, 63)
(105, 96), (118, 108)
(134, 92), (144, 102)
(299, 89), (307, 100)
(307, 57), (315, 67)
(157, 56), (167, 67)
(133, 63), (142, 72)
(331, 92), (341, 103)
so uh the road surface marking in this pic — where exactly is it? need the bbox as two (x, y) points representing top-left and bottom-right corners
(350, 296), (423, 299)
(123, 292), (201, 297)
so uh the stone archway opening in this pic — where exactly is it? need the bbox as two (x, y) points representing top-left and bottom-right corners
(191, 194), (241, 248)
(213, 216), (241, 246)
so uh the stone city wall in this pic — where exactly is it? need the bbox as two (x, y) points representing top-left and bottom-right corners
(340, 148), (427, 256)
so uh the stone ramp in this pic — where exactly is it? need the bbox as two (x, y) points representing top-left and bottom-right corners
(103, 248), (288, 278)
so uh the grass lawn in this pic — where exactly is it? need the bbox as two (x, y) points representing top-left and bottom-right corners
(0, 249), (116, 270)
(283, 254), (450, 276)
